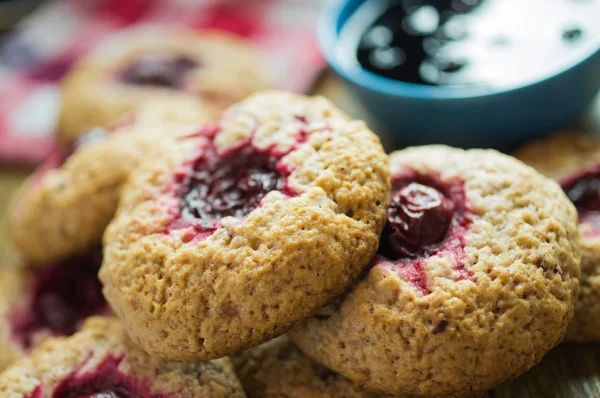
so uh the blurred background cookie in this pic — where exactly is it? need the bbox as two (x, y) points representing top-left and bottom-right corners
(9, 117), (195, 264)
(516, 131), (600, 342)
(0, 316), (245, 397)
(0, 251), (106, 372)
(290, 146), (580, 397)
(57, 27), (270, 145)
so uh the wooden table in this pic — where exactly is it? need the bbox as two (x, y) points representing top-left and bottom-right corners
(1, 75), (599, 397)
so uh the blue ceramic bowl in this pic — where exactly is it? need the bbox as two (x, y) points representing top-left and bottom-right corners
(319, 0), (600, 150)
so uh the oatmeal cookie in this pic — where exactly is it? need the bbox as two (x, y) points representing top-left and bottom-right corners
(0, 251), (106, 372)
(233, 335), (391, 398)
(516, 130), (600, 342)
(58, 27), (269, 145)
(100, 91), (390, 361)
(0, 317), (245, 397)
(290, 146), (580, 397)
(10, 118), (196, 264)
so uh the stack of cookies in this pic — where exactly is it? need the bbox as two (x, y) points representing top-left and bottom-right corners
(0, 27), (588, 398)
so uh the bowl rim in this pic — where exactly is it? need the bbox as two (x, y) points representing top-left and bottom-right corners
(318, 0), (600, 100)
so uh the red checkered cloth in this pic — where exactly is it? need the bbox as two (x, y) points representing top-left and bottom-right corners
(0, 0), (326, 164)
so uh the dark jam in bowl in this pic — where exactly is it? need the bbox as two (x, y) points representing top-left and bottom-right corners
(339, 0), (599, 87)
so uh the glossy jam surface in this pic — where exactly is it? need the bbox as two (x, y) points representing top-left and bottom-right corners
(170, 140), (292, 237)
(378, 171), (471, 294)
(52, 356), (165, 398)
(121, 53), (197, 88)
(560, 164), (600, 231)
(339, 0), (599, 87)
(9, 250), (106, 348)
(384, 182), (454, 257)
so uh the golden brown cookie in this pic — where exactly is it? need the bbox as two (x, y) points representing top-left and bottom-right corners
(0, 251), (106, 372)
(233, 335), (391, 398)
(290, 146), (580, 397)
(10, 118), (197, 264)
(58, 26), (269, 145)
(100, 91), (390, 362)
(516, 131), (600, 342)
(0, 317), (245, 397)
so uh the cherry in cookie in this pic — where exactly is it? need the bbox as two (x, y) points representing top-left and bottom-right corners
(58, 27), (269, 145)
(560, 165), (600, 232)
(0, 252), (107, 372)
(175, 143), (290, 235)
(376, 170), (470, 295)
(10, 118), (195, 264)
(100, 91), (390, 361)
(516, 131), (600, 342)
(290, 146), (580, 397)
(0, 317), (245, 397)
(120, 53), (198, 88)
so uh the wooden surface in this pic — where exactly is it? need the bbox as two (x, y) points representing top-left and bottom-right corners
(1, 75), (600, 397)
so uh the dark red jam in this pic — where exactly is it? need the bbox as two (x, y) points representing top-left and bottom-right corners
(383, 182), (454, 257)
(168, 135), (296, 239)
(378, 170), (471, 293)
(343, 0), (595, 86)
(560, 164), (600, 231)
(52, 355), (165, 398)
(9, 250), (107, 349)
(121, 53), (197, 88)
(180, 145), (285, 225)
(25, 386), (42, 398)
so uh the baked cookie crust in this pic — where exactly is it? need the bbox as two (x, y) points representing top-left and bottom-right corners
(233, 335), (390, 398)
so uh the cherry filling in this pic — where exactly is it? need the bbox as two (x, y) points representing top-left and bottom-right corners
(9, 250), (107, 349)
(51, 356), (165, 398)
(120, 53), (197, 88)
(378, 171), (471, 294)
(560, 164), (600, 232)
(383, 182), (454, 257)
(170, 141), (292, 237)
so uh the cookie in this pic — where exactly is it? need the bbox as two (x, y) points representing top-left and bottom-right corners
(0, 317), (245, 397)
(233, 335), (390, 398)
(58, 26), (269, 145)
(100, 91), (390, 361)
(10, 117), (196, 264)
(0, 251), (106, 372)
(516, 131), (600, 342)
(290, 146), (580, 397)
(0, 263), (28, 373)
